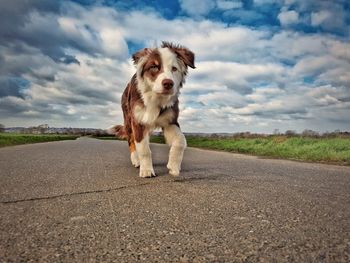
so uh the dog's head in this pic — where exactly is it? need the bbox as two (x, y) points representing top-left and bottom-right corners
(132, 41), (195, 97)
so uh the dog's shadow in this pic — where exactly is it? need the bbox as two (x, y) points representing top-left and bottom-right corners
(152, 162), (171, 177)
(151, 162), (226, 182)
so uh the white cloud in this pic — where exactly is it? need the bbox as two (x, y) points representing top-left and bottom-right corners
(179, 27), (270, 62)
(216, 0), (242, 10)
(292, 55), (342, 76)
(311, 10), (332, 26)
(287, 1), (348, 32)
(269, 31), (338, 60)
(118, 11), (271, 62)
(100, 28), (128, 58)
(189, 61), (286, 94)
(246, 87), (285, 102)
(278, 10), (299, 26)
(197, 90), (246, 107)
(329, 41), (350, 60)
(58, 4), (128, 58)
(179, 0), (215, 17)
(255, 0), (283, 4)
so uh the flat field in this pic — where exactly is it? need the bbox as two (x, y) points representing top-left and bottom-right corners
(182, 136), (350, 165)
(0, 133), (79, 147)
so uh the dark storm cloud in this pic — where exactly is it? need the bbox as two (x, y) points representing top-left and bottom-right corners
(0, 0), (99, 66)
(55, 91), (114, 106)
(0, 97), (73, 119)
(238, 107), (308, 118)
(0, 0), (60, 33)
(58, 75), (119, 105)
(0, 1), (63, 59)
(0, 0), (122, 125)
(61, 55), (80, 65)
(0, 77), (28, 99)
(0, 97), (29, 115)
(254, 109), (309, 120)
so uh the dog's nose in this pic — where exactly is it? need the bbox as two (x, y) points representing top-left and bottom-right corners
(162, 79), (174, 90)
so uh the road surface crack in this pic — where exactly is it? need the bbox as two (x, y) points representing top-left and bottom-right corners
(1, 182), (153, 205)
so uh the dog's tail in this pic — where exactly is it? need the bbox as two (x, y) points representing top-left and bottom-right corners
(106, 124), (128, 139)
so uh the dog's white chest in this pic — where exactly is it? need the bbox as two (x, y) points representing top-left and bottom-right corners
(134, 104), (159, 126)
(134, 104), (174, 128)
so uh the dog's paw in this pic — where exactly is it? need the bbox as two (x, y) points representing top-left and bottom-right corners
(167, 162), (180, 176)
(130, 152), (140, 168)
(139, 168), (156, 178)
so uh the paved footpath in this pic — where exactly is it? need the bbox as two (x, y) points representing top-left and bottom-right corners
(0, 137), (349, 262)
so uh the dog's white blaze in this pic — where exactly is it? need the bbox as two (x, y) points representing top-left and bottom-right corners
(153, 48), (183, 95)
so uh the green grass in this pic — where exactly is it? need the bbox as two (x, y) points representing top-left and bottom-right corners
(0, 133), (79, 147)
(97, 135), (350, 165)
(184, 136), (350, 165)
(4, 133), (349, 164)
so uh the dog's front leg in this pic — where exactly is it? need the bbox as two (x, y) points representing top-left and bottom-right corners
(135, 133), (156, 178)
(164, 125), (187, 176)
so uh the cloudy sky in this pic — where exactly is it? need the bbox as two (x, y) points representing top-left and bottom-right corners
(0, 0), (349, 133)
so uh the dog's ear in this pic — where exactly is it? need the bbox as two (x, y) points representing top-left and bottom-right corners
(161, 41), (195, 69)
(174, 48), (195, 69)
(132, 48), (152, 65)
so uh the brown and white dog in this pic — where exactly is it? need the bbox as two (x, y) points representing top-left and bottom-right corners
(109, 42), (195, 178)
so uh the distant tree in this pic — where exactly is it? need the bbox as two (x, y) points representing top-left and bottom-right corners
(210, 133), (219, 138)
(94, 130), (101, 136)
(38, 126), (46, 134)
(27, 127), (35, 134)
(334, 129), (341, 135)
(0, 124), (5, 132)
(285, 130), (297, 136)
(301, 129), (319, 137)
(242, 132), (251, 138)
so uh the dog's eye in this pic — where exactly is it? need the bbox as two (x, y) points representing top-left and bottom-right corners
(149, 65), (159, 72)
(172, 66), (178, 72)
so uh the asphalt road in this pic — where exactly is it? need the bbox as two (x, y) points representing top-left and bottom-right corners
(0, 137), (349, 262)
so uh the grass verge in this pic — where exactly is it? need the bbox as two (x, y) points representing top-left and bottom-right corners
(0, 133), (79, 147)
(184, 136), (350, 165)
(97, 135), (350, 165)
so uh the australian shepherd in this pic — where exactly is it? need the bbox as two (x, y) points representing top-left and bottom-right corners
(108, 42), (195, 178)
